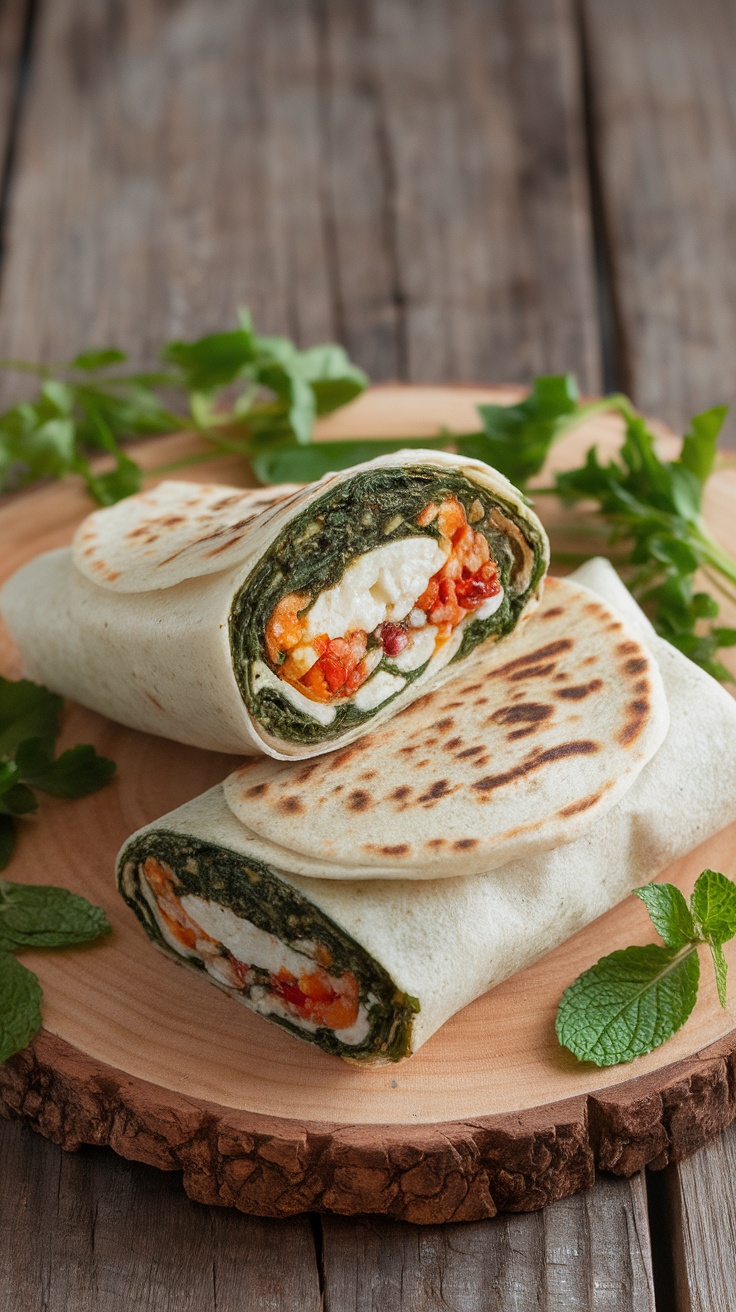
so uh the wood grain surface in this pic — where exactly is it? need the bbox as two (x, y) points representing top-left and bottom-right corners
(583, 0), (736, 438)
(0, 0), (735, 1302)
(2, 387), (736, 1226)
(666, 1120), (736, 1312)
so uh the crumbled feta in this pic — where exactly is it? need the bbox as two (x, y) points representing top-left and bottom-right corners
(304, 539), (448, 642)
(389, 625), (438, 672)
(352, 669), (406, 710)
(476, 587), (505, 619)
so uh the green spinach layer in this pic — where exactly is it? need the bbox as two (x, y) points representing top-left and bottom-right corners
(118, 829), (418, 1062)
(229, 465), (545, 746)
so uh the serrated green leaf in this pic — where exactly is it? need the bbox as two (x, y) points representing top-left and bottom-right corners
(708, 939), (729, 1008)
(690, 869), (736, 944)
(556, 943), (700, 1066)
(83, 452), (143, 506)
(163, 329), (255, 392)
(634, 883), (697, 949)
(0, 879), (110, 949)
(0, 951), (42, 1062)
(72, 348), (127, 370)
(679, 406), (728, 487)
(476, 374), (580, 487)
(0, 817), (14, 872)
(0, 678), (61, 755)
(14, 739), (116, 798)
(0, 780), (37, 816)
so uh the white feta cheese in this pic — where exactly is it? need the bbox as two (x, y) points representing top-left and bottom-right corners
(352, 669), (406, 710)
(251, 659), (336, 725)
(476, 586), (505, 619)
(389, 625), (438, 672)
(304, 538), (447, 641)
(181, 895), (318, 979)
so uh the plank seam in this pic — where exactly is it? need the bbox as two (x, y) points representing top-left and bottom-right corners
(0, 0), (38, 291)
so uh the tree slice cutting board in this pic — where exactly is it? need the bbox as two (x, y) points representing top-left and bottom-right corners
(2, 385), (736, 1225)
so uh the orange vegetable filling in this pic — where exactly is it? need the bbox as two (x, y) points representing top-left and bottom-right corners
(142, 858), (360, 1032)
(263, 496), (500, 704)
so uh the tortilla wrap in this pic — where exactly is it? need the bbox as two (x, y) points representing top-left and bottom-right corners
(117, 559), (736, 1062)
(222, 575), (669, 879)
(0, 451), (548, 759)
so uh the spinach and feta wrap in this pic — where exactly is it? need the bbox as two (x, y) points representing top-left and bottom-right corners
(1, 451), (548, 759)
(117, 561), (736, 1064)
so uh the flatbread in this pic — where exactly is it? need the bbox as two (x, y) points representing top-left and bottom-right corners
(117, 560), (736, 1063)
(2, 450), (548, 759)
(222, 575), (670, 878)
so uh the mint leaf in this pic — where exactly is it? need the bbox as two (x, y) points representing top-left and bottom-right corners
(709, 940), (729, 1008)
(14, 739), (116, 798)
(0, 951), (42, 1062)
(556, 944), (700, 1066)
(0, 879), (110, 949)
(470, 374), (581, 486)
(690, 868), (736, 944)
(679, 406), (728, 488)
(0, 677), (61, 755)
(164, 329), (256, 392)
(634, 883), (696, 949)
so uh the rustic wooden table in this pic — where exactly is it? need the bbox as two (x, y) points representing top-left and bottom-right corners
(1, 1), (736, 1308)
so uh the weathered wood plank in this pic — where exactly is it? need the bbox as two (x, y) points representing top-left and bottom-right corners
(582, 0), (736, 436)
(0, 1117), (321, 1312)
(0, 0), (599, 391)
(321, 1173), (655, 1311)
(666, 1119), (736, 1312)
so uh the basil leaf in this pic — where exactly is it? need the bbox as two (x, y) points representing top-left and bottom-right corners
(0, 879), (110, 949)
(634, 883), (696, 949)
(0, 951), (42, 1063)
(690, 868), (736, 945)
(556, 944), (700, 1067)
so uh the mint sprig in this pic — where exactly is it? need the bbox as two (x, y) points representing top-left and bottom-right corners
(0, 676), (116, 869)
(0, 880), (110, 1062)
(556, 870), (736, 1066)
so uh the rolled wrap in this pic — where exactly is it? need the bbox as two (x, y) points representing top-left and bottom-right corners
(117, 561), (736, 1062)
(1, 451), (548, 759)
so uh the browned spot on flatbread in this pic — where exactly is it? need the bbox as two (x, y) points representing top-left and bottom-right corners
(418, 779), (453, 804)
(624, 658), (648, 675)
(556, 679), (603, 701)
(453, 838), (479, 850)
(473, 740), (600, 793)
(446, 736), (462, 749)
(145, 693), (164, 711)
(425, 838), (446, 850)
(541, 606), (564, 619)
(618, 698), (650, 746)
(617, 641), (640, 655)
(456, 745), (484, 759)
(490, 702), (553, 727)
(508, 662), (557, 682)
(347, 789), (372, 812)
(391, 785), (412, 801)
(376, 843), (410, 857)
(205, 536), (248, 557)
(359, 770), (378, 781)
(278, 796), (303, 815)
(558, 791), (603, 818)
(244, 782), (269, 799)
(435, 717), (454, 731)
(295, 762), (320, 784)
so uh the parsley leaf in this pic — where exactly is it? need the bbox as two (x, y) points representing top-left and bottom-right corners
(0, 951), (42, 1063)
(0, 676), (116, 870)
(557, 869), (736, 1067)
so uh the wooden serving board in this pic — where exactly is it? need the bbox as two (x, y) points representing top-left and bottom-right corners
(2, 385), (736, 1225)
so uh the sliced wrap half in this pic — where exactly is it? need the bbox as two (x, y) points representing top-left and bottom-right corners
(1, 451), (548, 759)
(116, 561), (736, 1063)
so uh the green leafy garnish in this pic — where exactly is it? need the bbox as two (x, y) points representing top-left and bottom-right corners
(0, 676), (116, 869)
(556, 869), (736, 1066)
(0, 880), (110, 1061)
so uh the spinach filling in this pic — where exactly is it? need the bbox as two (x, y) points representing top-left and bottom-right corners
(229, 466), (546, 746)
(118, 830), (418, 1062)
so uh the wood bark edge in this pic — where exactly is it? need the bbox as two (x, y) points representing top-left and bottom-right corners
(1, 1027), (734, 1223)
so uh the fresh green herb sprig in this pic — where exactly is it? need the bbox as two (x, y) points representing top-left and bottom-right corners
(556, 869), (736, 1067)
(0, 676), (116, 869)
(0, 309), (368, 505)
(0, 878), (110, 1062)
